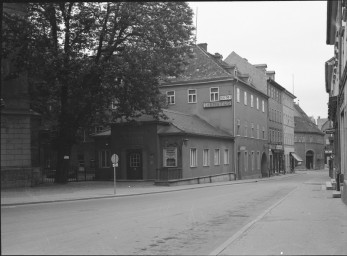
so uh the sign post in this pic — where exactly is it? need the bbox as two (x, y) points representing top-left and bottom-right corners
(111, 154), (119, 195)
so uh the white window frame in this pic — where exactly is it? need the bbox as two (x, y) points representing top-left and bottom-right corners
(256, 97), (259, 109)
(214, 149), (220, 165)
(250, 94), (254, 107)
(244, 122), (248, 137)
(203, 149), (210, 166)
(257, 151), (261, 170)
(210, 87), (219, 102)
(262, 100), (265, 112)
(237, 88), (240, 102)
(190, 148), (197, 167)
(244, 91), (247, 105)
(257, 124), (260, 139)
(167, 91), (175, 105)
(251, 123), (254, 138)
(237, 119), (241, 136)
(224, 149), (229, 165)
(188, 89), (197, 103)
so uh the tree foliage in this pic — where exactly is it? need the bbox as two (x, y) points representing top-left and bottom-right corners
(2, 2), (194, 182)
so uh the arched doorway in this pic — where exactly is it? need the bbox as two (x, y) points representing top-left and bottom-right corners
(261, 152), (268, 177)
(306, 150), (314, 169)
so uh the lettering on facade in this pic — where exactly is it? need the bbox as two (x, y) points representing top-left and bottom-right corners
(203, 100), (232, 108)
(219, 95), (232, 101)
(163, 147), (177, 167)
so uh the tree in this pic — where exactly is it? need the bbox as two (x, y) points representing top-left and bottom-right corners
(2, 2), (194, 183)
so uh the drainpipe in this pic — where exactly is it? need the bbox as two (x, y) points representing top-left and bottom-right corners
(233, 80), (237, 180)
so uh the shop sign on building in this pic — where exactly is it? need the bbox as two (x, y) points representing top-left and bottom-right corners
(203, 100), (232, 108)
(219, 95), (232, 101)
(163, 147), (177, 167)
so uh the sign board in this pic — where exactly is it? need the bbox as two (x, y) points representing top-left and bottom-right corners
(163, 147), (177, 167)
(64, 155), (69, 159)
(220, 95), (232, 101)
(111, 154), (119, 164)
(325, 128), (335, 134)
(203, 100), (232, 108)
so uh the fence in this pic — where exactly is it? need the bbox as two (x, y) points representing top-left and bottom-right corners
(156, 167), (182, 181)
(42, 166), (96, 183)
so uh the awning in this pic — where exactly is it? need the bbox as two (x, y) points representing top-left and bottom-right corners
(290, 152), (303, 162)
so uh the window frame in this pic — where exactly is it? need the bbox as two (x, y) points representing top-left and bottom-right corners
(203, 149), (210, 167)
(224, 149), (230, 165)
(190, 148), (198, 167)
(210, 87), (219, 102)
(214, 149), (220, 166)
(167, 91), (175, 105)
(188, 89), (197, 103)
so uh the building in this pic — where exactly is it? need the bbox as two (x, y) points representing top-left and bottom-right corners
(160, 44), (269, 180)
(266, 76), (285, 175)
(293, 103), (325, 171)
(326, 0), (347, 204)
(316, 116), (329, 130)
(1, 3), (41, 188)
(282, 89), (296, 173)
(320, 119), (334, 177)
(223, 51), (269, 177)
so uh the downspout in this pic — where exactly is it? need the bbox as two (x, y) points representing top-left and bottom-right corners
(233, 80), (237, 180)
(337, 0), (342, 178)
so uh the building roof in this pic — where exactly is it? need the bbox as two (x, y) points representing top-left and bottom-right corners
(158, 109), (234, 139)
(294, 104), (325, 135)
(103, 109), (234, 139)
(224, 51), (268, 94)
(160, 44), (233, 85)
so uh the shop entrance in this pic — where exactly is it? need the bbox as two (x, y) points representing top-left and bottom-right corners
(306, 150), (314, 169)
(127, 150), (143, 180)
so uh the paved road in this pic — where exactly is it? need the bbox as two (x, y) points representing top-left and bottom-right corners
(1, 170), (345, 255)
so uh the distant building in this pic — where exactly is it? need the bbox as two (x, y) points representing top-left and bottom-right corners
(293, 103), (325, 170)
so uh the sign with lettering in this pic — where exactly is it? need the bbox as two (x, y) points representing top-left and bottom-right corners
(163, 147), (177, 167)
(203, 100), (232, 108)
(325, 128), (335, 134)
(220, 95), (232, 101)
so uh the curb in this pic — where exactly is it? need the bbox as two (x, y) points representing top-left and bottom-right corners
(1, 173), (301, 207)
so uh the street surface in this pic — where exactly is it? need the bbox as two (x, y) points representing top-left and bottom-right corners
(1, 170), (346, 255)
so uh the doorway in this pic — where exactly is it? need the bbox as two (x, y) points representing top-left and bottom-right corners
(306, 150), (314, 169)
(127, 150), (143, 180)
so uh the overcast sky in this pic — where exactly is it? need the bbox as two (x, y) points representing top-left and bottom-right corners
(188, 1), (332, 120)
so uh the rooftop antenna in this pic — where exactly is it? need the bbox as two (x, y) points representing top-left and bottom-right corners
(195, 7), (198, 44)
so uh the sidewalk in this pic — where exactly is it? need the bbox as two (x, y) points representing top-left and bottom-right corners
(1, 173), (300, 206)
(216, 170), (347, 255)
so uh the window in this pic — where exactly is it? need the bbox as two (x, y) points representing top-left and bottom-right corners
(214, 149), (220, 165)
(130, 153), (141, 167)
(257, 124), (260, 139)
(95, 126), (104, 133)
(224, 149), (229, 165)
(190, 148), (197, 167)
(251, 151), (255, 171)
(244, 122), (248, 137)
(251, 123), (254, 138)
(163, 147), (177, 167)
(244, 91), (247, 105)
(203, 149), (210, 166)
(262, 100), (265, 112)
(167, 91), (175, 104)
(244, 151), (248, 172)
(251, 94), (254, 107)
(237, 119), (241, 136)
(237, 88), (240, 102)
(188, 89), (197, 103)
(257, 151), (260, 170)
(256, 97), (259, 109)
(99, 150), (110, 168)
(210, 87), (219, 102)
(263, 127), (266, 139)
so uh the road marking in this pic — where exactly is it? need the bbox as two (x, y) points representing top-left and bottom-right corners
(209, 186), (298, 255)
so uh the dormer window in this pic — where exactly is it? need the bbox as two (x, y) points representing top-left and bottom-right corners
(234, 68), (238, 77)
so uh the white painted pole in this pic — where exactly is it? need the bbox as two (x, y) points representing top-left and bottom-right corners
(113, 165), (116, 195)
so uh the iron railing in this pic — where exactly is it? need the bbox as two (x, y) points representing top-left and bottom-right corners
(156, 167), (182, 181)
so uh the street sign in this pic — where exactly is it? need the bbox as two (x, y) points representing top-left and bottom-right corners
(111, 154), (119, 164)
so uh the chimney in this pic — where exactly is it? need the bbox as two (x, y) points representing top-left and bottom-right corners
(254, 64), (267, 74)
(266, 71), (275, 80)
(197, 43), (207, 51)
(214, 52), (223, 61)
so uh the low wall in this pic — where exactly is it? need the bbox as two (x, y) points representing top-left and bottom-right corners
(155, 172), (236, 186)
(1, 167), (33, 188)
